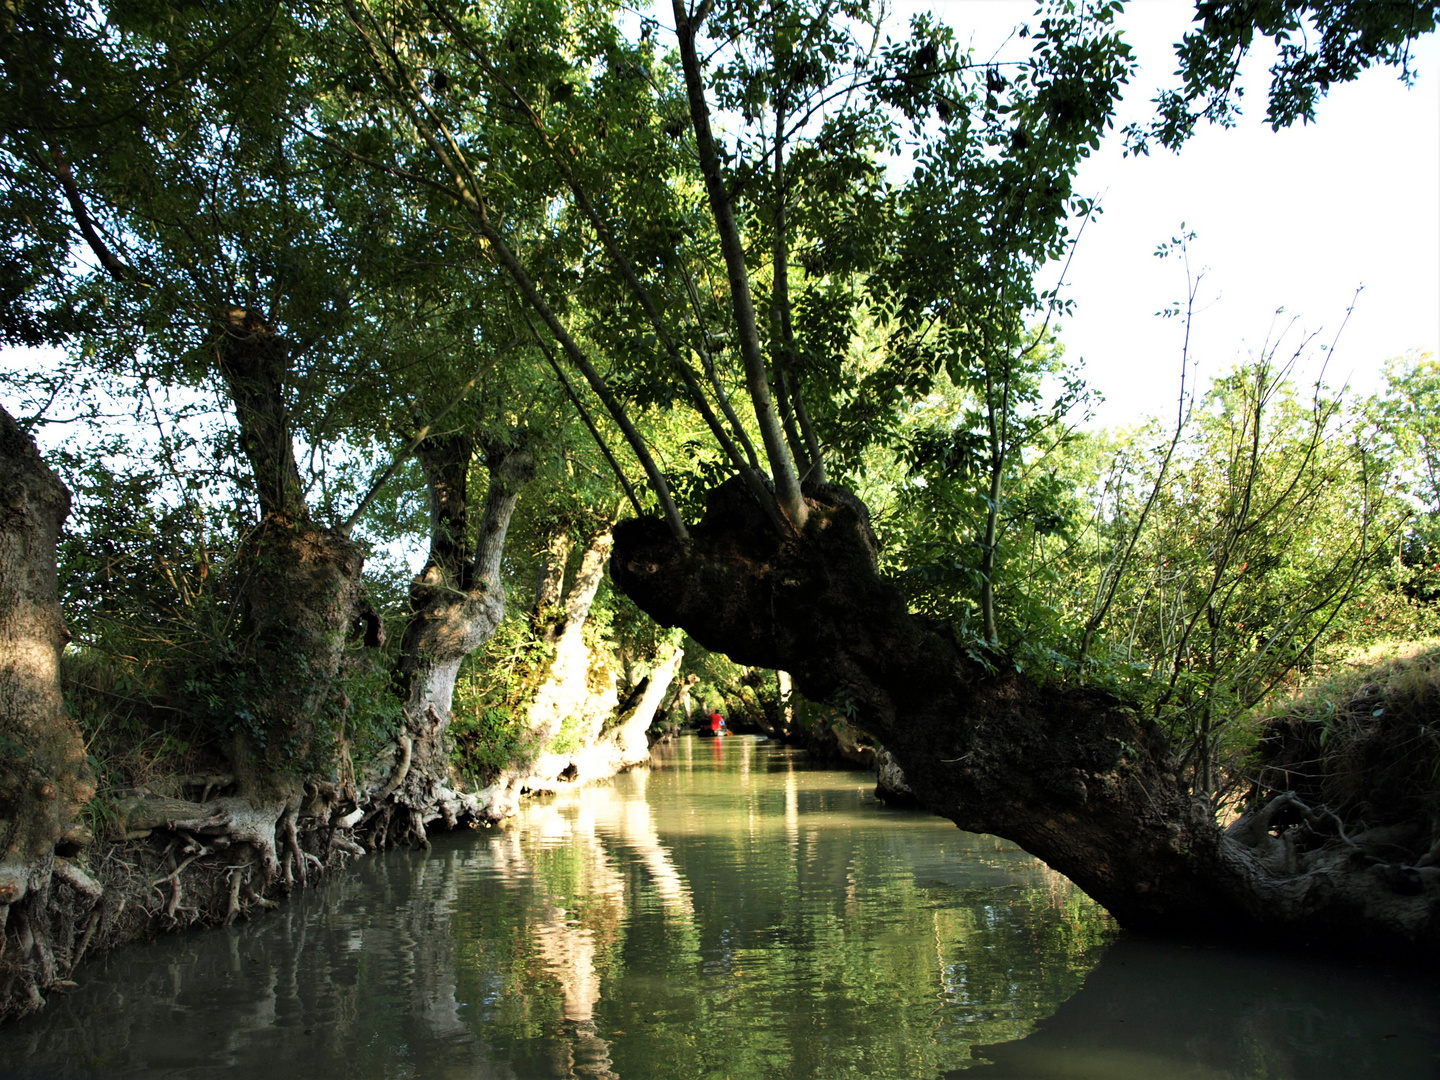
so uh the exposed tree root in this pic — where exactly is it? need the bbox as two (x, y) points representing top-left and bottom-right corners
(49, 860), (102, 902)
(66, 907), (101, 976)
(224, 864), (246, 926)
(362, 734), (413, 826)
(0, 777), (374, 1019)
(243, 878), (279, 911)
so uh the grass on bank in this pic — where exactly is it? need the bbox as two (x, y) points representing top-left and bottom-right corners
(1248, 639), (1440, 831)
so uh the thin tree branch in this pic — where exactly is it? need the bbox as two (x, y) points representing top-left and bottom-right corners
(678, 262), (762, 471)
(47, 143), (136, 283)
(339, 337), (519, 536)
(517, 305), (645, 518)
(346, 0), (687, 539)
(674, 0), (805, 531)
(426, 3), (785, 530)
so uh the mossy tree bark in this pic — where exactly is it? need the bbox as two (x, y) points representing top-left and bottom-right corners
(0, 406), (99, 1012)
(612, 479), (1440, 958)
(531, 530), (573, 642)
(212, 307), (368, 796)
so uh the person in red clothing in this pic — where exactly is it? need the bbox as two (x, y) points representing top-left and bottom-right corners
(709, 710), (727, 736)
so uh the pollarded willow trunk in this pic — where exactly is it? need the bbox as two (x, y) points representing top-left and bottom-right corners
(0, 406), (101, 1013)
(214, 308), (368, 796)
(478, 525), (616, 821)
(367, 437), (534, 846)
(94, 306), (379, 914)
(611, 479), (1440, 958)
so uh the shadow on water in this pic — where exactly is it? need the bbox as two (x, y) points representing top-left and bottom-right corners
(955, 935), (1440, 1078)
(0, 735), (1435, 1079)
(0, 840), (517, 1079)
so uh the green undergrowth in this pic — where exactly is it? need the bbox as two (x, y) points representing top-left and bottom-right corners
(339, 645), (409, 771)
(1269, 639), (1440, 725)
(449, 613), (556, 786)
(62, 644), (223, 840)
(62, 614), (406, 840)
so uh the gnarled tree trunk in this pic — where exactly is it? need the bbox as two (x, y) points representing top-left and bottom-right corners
(479, 524), (616, 820)
(612, 478), (1440, 958)
(96, 306), (377, 922)
(213, 307), (368, 794)
(0, 406), (98, 1013)
(368, 436), (533, 845)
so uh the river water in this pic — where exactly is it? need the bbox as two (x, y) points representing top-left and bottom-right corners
(2, 735), (1436, 1079)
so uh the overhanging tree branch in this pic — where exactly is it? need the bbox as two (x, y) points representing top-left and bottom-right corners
(345, 0), (688, 540)
(517, 305), (645, 519)
(674, 0), (806, 532)
(424, 1), (788, 533)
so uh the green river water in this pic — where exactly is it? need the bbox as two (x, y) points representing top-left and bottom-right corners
(1, 734), (1436, 1079)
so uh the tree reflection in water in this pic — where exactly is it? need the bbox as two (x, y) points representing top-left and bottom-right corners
(481, 773), (698, 1079)
(451, 736), (1112, 1079)
(2, 736), (1432, 1079)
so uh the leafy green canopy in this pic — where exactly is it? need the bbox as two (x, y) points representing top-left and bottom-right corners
(327, 0), (1140, 540)
(1, 0), (574, 529)
(3, 1), (1437, 800)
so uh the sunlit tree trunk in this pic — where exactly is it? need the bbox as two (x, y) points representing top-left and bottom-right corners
(479, 524), (615, 819)
(777, 670), (794, 730)
(375, 436), (532, 843)
(558, 638), (683, 784)
(0, 406), (97, 1011)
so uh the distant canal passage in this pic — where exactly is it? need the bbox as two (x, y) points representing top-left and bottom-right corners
(3, 734), (1437, 1078)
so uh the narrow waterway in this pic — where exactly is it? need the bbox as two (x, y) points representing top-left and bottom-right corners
(3, 735), (1436, 1079)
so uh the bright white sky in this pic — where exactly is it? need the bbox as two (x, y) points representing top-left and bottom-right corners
(928, 0), (1440, 428)
(5, 3), (1437, 436)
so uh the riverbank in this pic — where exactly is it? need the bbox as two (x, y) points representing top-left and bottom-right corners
(0, 671), (678, 1023)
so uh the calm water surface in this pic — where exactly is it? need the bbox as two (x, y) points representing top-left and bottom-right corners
(2, 735), (1436, 1079)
